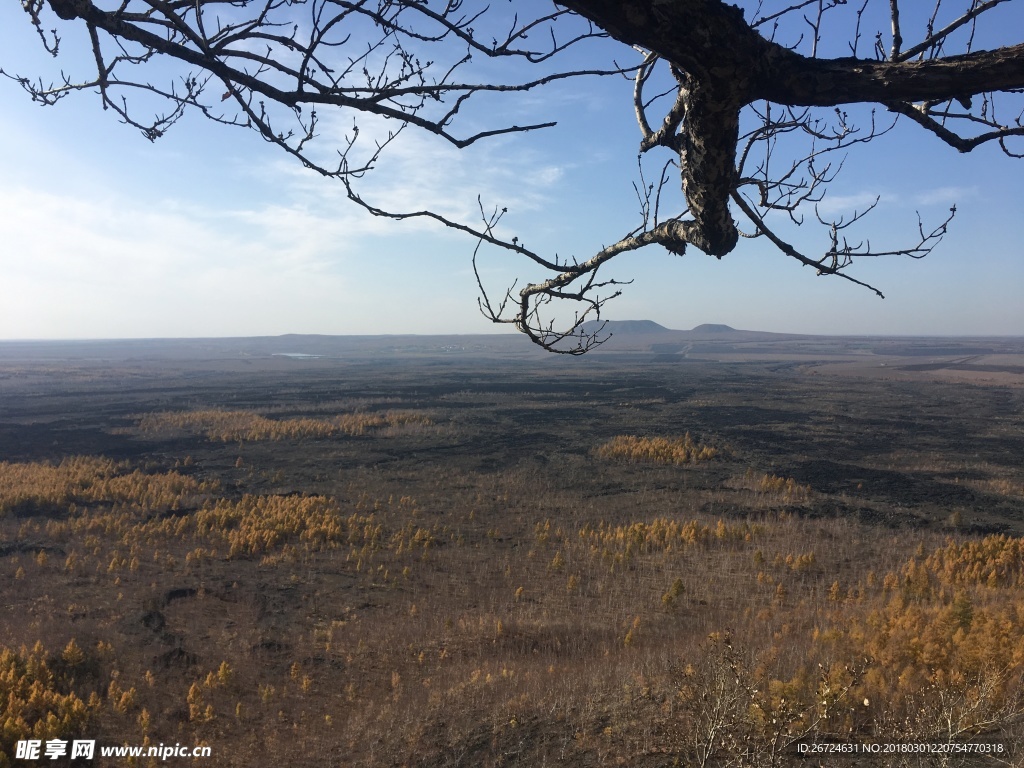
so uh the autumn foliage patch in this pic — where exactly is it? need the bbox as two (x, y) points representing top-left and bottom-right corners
(594, 433), (719, 464)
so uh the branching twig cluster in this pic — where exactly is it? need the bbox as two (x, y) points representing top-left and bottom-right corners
(7, 0), (622, 150)
(476, 0), (1020, 349)
(675, 632), (869, 766)
(5, 0), (1024, 350)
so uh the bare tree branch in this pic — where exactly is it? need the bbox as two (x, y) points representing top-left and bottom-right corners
(5, 0), (1024, 351)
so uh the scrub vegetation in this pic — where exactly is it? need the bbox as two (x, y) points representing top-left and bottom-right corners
(2, 347), (1024, 766)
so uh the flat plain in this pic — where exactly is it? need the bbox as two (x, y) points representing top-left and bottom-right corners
(2, 325), (1024, 766)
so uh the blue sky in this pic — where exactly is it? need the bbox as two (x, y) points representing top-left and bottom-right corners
(1, 1), (1022, 339)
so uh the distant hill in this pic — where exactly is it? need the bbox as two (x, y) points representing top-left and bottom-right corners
(564, 320), (811, 353)
(690, 323), (736, 334)
(579, 320), (750, 337)
(578, 319), (672, 335)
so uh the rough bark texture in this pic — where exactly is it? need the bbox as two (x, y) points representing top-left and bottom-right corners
(558, 0), (774, 93)
(759, 44), (1024, 106)
(678, 77), (740, 257)
(561, 0), (1024, 106)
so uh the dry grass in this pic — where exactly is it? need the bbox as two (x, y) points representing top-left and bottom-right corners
(3, 364), (1024, 767)
(133, 408), (432, 441)
(3, 450), (1024, 766)
(594, 433), (719, 465)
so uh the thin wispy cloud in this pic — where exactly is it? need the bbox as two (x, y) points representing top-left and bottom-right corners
(267, 107), (572, 240)
(913, 186), (978, 206)
(0, 185), (365, 337)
